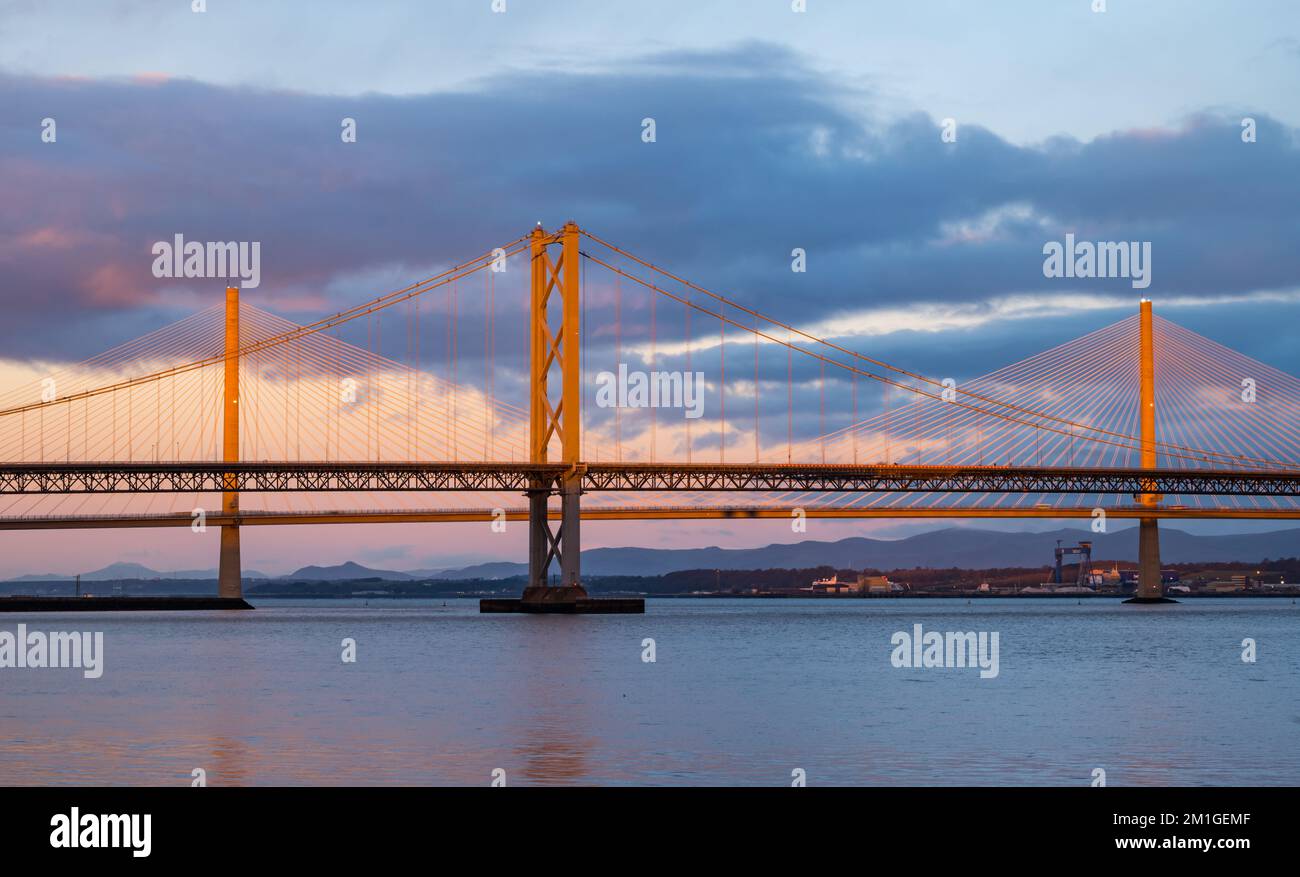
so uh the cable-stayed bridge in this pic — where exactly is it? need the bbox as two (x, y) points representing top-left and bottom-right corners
(3, 223), (1299, 604)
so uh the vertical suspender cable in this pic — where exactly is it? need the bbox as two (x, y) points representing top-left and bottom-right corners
(753, 313), (759, 463)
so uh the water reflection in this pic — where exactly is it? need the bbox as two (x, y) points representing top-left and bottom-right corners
(506, 618), (597, 784)
(1, 598), (1297, 786)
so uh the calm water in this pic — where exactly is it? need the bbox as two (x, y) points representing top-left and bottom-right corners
(2, 597), (1297, 786)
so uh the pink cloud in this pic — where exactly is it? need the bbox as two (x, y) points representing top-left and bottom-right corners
(131, 72), (172, 85)
(84, 261), (154, 307)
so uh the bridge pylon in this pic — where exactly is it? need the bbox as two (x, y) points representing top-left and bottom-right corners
(217, 286), (243, 600)
(526, 222), (585, 600)
(1130, 298), (1174, 603)
(483, 222), (641, 613)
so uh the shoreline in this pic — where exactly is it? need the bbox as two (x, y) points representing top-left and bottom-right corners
(241, 591), (1298, 600)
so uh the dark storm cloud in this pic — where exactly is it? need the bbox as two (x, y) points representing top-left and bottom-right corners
(1, 42), (1298, 366)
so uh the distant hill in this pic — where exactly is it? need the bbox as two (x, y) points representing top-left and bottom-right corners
(426, 561), (532, 581)
(8, 562), (270, 582)
(427, 526), (1300, 578)
(8, 526), (1300, 583)
(277, 561), (414, 582)
(405, 567), (449, 579)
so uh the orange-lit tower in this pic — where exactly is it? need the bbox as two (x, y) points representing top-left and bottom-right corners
(524, 222), (585, 600)
(217, 286), (242, 599)
(1134, 298), (1166, 601)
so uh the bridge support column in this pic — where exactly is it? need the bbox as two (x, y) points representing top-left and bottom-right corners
(217, 286), (242, 600)
(520, 222), (586, 603)
(526, 479), (552, 589)
(483, 222), (639, 614)
(1137, 517), (1162, 599)
(1127, 299), (1176, 604)
(520, 475), (586, 601)
(559, 475), (582, 588)
(218, 525), (241, 598)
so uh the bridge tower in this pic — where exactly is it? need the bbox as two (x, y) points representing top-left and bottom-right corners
(1133, 298), (1169, 602)
(524, 222), (585, 602)
(217, 286), (242, 599)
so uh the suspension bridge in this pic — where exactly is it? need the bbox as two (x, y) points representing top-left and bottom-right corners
(3, 222), (1299, 608)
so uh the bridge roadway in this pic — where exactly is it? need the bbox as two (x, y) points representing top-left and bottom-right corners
(1, 461), (1299, 496)
(2, 505), (1300, 530)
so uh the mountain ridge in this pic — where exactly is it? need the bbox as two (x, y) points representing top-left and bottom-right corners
(8, 526), (1300, 581)
(425, 526), (1300, 579)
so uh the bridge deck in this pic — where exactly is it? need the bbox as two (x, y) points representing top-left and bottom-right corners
(0, 461), (1298, 497)
(2, 504), (1300, 530)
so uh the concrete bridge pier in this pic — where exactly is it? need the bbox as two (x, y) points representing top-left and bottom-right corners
(218, 524), (242, 599)
(1132, 517), (1169, 601)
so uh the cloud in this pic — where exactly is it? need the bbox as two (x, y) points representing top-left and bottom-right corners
(0, 42), (1296, 379)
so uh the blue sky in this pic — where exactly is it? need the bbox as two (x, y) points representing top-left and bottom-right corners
(0, 0), (1298, 574)
(4, 0), (1299, 143)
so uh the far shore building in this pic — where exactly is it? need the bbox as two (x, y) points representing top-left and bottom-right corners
(804, 573), (900, 595)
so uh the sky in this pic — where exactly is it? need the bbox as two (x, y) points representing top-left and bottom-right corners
(1, 0), (1299, 576)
